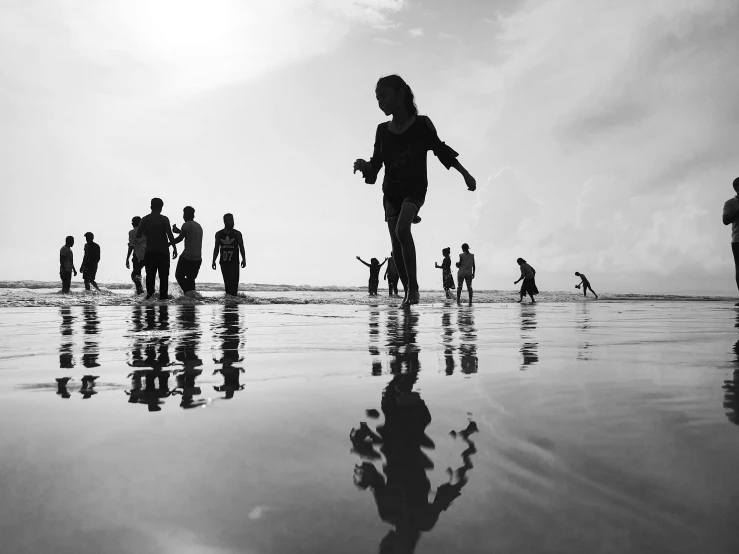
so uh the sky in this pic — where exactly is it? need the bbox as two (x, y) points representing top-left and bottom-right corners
(1, 0), (738, 294)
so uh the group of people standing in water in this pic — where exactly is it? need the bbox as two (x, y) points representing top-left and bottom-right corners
(59, 73), (601, 304)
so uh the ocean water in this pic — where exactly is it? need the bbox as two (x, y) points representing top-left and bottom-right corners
(1, 300), (738, 553)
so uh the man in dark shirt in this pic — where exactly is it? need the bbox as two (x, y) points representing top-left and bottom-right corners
(137, 198), (178, 300)
(80, 232), (101, 291)
(212, 213), (245, 296)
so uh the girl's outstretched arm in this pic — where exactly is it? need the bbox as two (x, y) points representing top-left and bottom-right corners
(356, 256), (370, 267)
(353, 126), (383, 184)
(379, 258), (388, 268)
(425, 117), (476, 191)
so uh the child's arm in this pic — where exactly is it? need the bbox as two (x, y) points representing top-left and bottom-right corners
(383, 267), (388, 280)
(356, 256), (370, 267)
(379, 258), (387, 268)
(425, 117), (476, 191)
(353, 126), (383, 184)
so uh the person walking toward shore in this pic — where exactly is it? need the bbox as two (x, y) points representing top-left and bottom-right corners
(212, 213), (245, 296)
(59, 236), (77, 293)
(384, 253), (400, 297)
(80, 232), (101, 291)
(353, 74), (476, 308)
(723, 177), (739, 292)
(514, 258), (538, 304)
(126, 216), (146, 295)
(575, 271), (598, 299)
(435, 247), (455, 299)
(171, 206), (203, 297)
(137, 198), (178, 300)
(357, 256), (387, 296)
(456, 244), (475, 305)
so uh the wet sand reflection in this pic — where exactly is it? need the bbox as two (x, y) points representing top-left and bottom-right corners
(519, 304), (538, 370)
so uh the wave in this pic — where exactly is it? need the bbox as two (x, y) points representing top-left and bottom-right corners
(0, 280), (365, 292)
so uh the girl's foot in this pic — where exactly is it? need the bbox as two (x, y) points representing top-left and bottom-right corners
(517, 299), (523, 303)
(407, 290), (420, 305)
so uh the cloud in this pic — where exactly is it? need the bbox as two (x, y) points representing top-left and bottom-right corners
(373, 37), (402, 46)
(408, 27), (424, 38)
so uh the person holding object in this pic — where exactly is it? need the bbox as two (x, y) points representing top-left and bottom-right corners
(171, 206), (203, 297)
(574, 271), (598, 299)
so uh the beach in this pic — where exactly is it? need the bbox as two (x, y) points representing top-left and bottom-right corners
(1, 296), (739, 553)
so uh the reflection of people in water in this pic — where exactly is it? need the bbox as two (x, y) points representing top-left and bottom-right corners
(458, 308), (478, 374)
(351, 309), (478, 553)
(212, 304), (246, 399)
(519, 304), (538, 370)
(59, 306), (75, 369)
(441, 310), (455, 375)
(369, 304), (383, 375)
(78, 375), (99, 399)
(126, 304), (173, 411)
(723, 309), (739, 425)
(576, 303), (592, 361)
(172, 305), (208, 408)
(82, 305), (100, 368)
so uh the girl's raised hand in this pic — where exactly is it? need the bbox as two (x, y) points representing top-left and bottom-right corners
(464, 173), (477, 191)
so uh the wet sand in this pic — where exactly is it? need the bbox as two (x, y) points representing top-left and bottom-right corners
(1, 301), (738, 553)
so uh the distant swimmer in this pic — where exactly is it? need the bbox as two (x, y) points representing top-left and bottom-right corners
(212, 213), (245, 296)
(171, 206), (203, 297)
(514, 257), (538, 304)
(126, 216), (146, 295)
(59, 236), (77, 293)
(575, 271), (598, 299)
(80, 232), (101, 292)
(723, 177), (739, 292)
(435, 247), (455, 300)
(383, 252), (400, 297)
(137, 197), (178, 300)
(456, 243), (475, 306)
(357, 256), (388, 296)
(353, 74), (476, 308)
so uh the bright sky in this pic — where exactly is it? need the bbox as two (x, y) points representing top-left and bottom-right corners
(1, 0), (738, 294)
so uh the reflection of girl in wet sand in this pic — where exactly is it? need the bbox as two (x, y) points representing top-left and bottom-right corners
(514, 258), (538, 304)
(434, 247), (455, 300)
(350, 372), (478, 553)
(353, 74), (476, 308)
(357, 256), (388, 296)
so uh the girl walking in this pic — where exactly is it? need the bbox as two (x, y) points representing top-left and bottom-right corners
(514, 258), (538, 303)
(353, 74), (476, 307)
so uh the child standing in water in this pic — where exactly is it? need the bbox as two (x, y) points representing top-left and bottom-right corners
(357, 256), (387, 296)
(383, 252), (400, 297)
(575, 271), (598, 299)
(59, 236), (77, 293)
(434, 247), (455, 299)
(514, 258), (538, 303)
(353, 74), (476, 308)
(456, 243), (475, 305)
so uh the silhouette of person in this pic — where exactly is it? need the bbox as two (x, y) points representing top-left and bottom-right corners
(171, 206), (204, 297)
(519, 304), (539, 370)
(213, 304), (245, 399)
(59, 236), (77, 293)
(354, 74), (476, 308)
(458, 308), (478, 374)
(80, 232), (101, 291)
(434, 247), (455, 300)
(575, 271), (598, 299)
(212, 213), (246, 296)
(441, 310), (455, 375)
(126, 216), (146, 295)
(59, 306), (75, 368)
(722, 177), (739, 292)
(723, 308), (739, 425)
(137, 197), (178, 300)
(357, 256), (388, 296)
(56, 377), (72, 399)
(81, 305), (100, 369)
(126, 304), (173, 411)
(384, 253), (401, 297)
(514, 257), (538, 303)
(455, 244), (475, 306)
(369, 304), (383, 375)
(350, 311), (478, 553)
